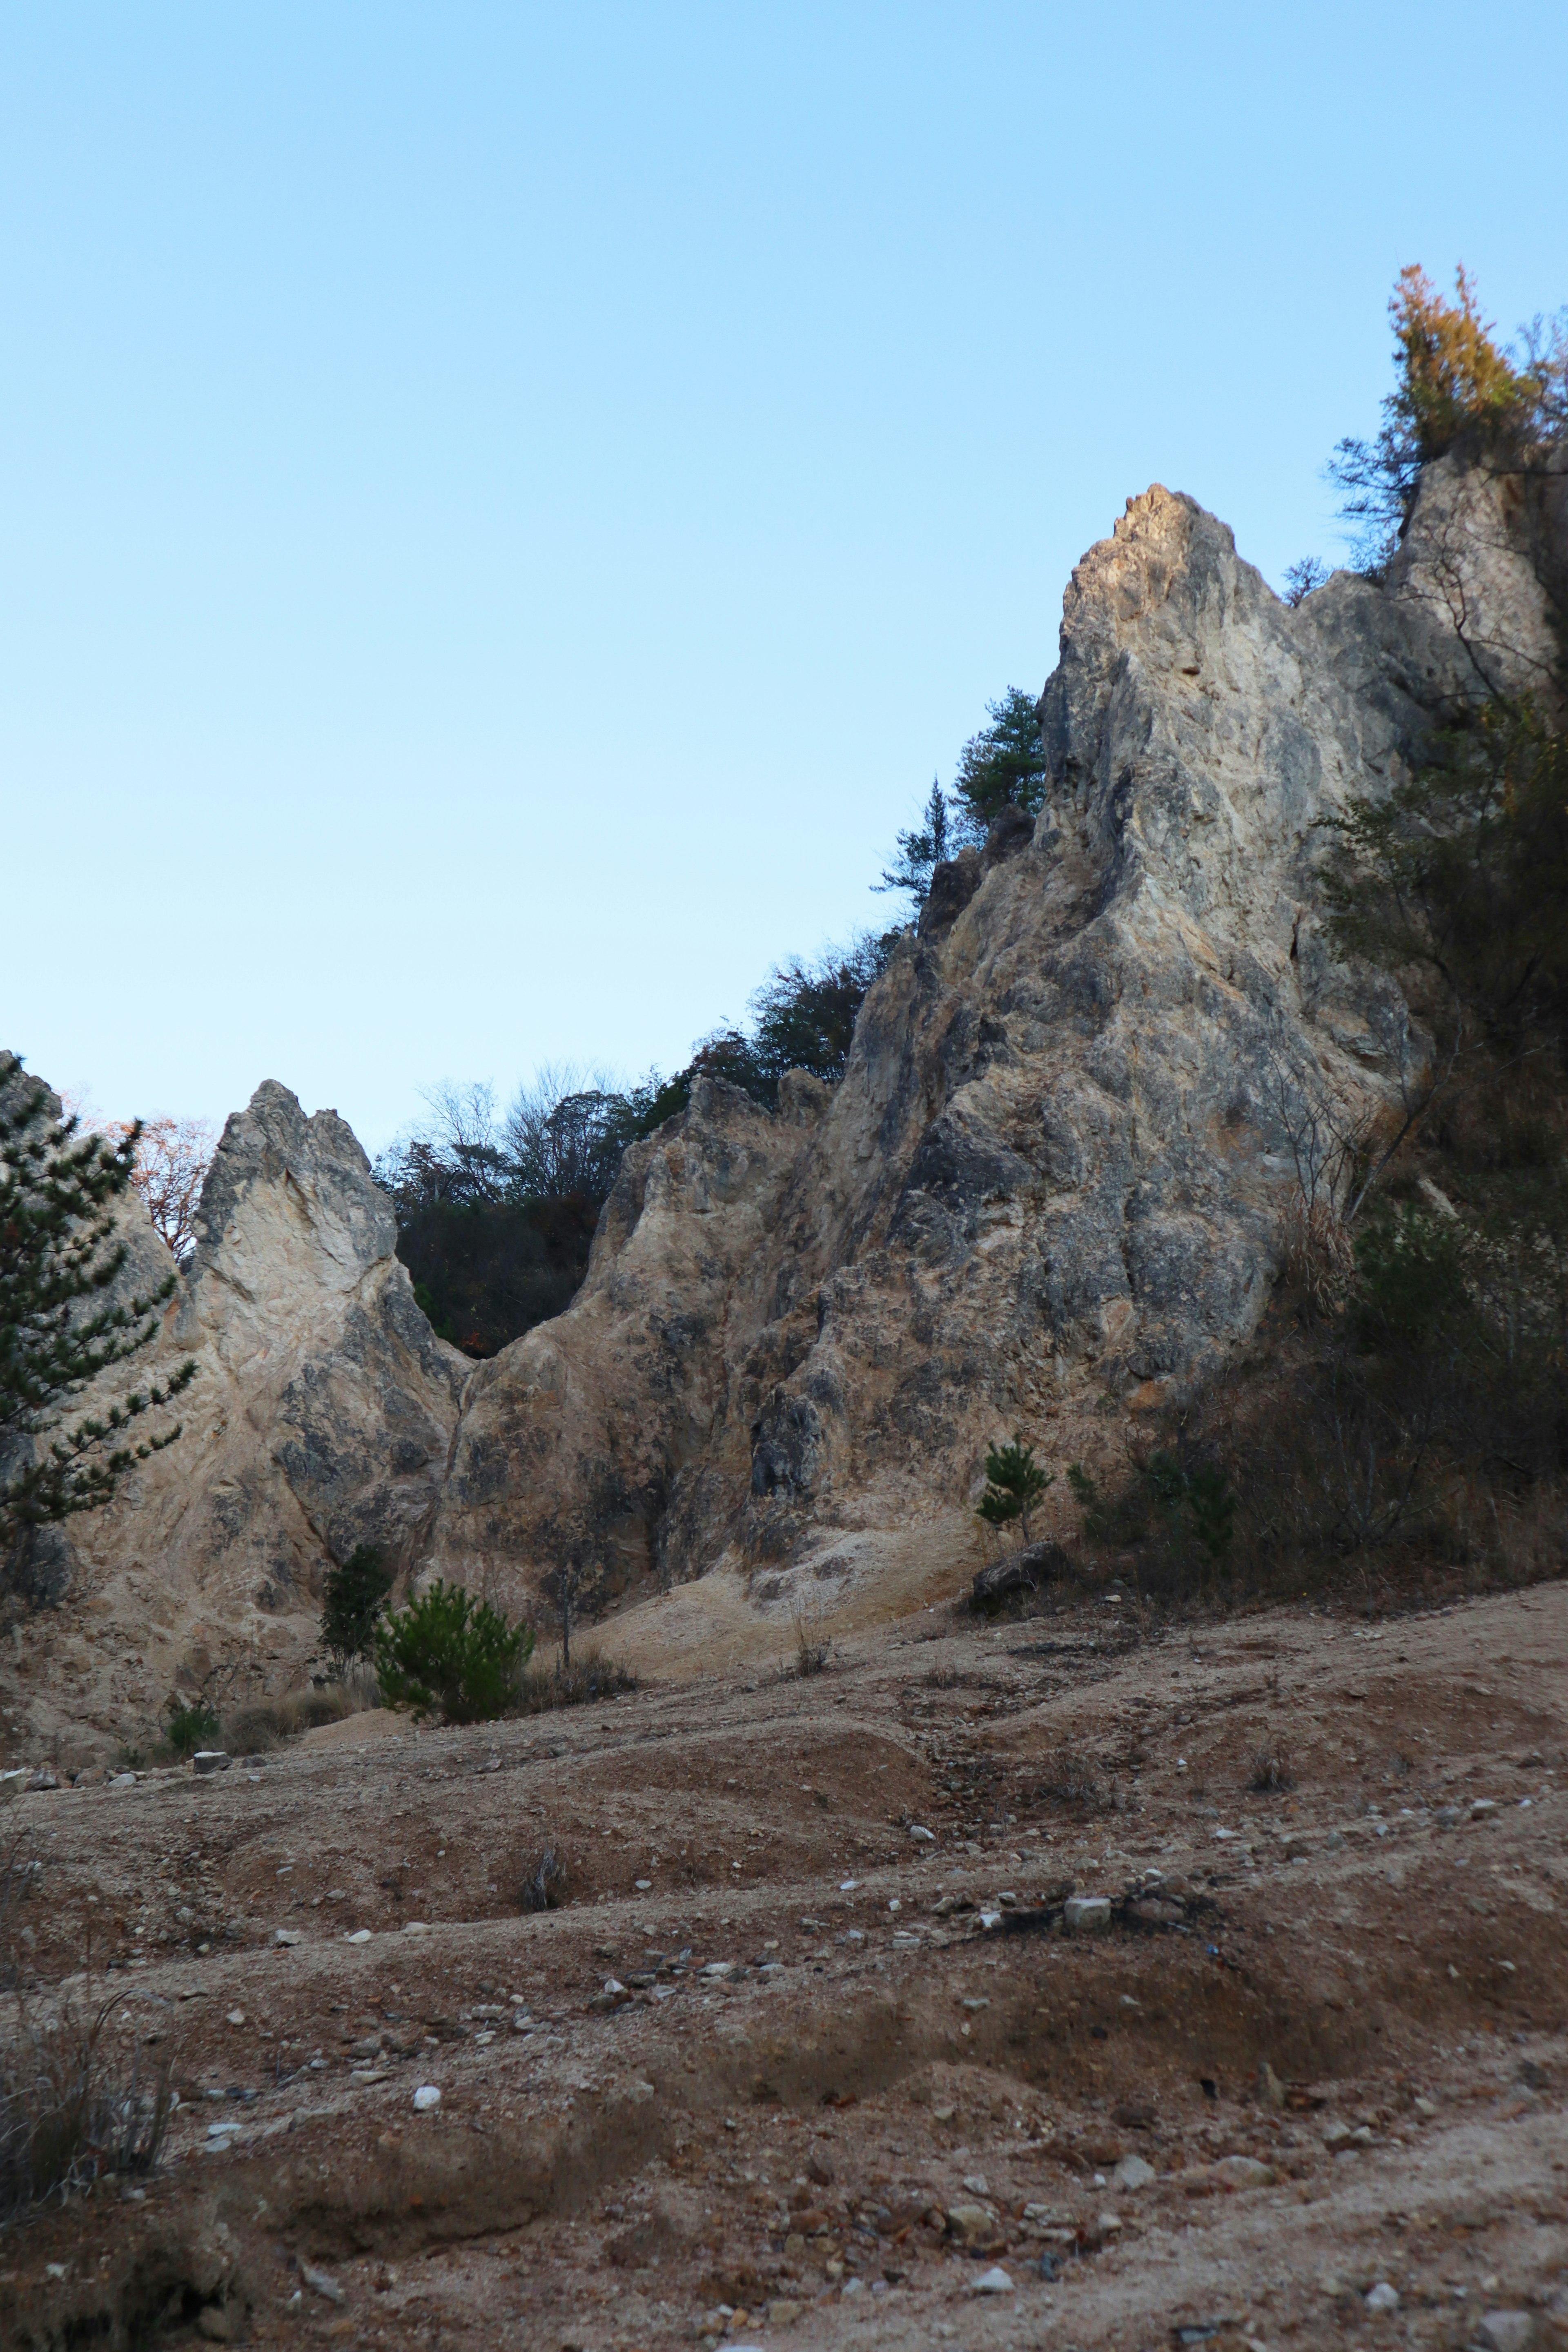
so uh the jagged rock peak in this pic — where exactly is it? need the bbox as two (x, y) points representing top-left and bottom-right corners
(425, 461), (1557, 1625)
(191, 1079), (394, 1281)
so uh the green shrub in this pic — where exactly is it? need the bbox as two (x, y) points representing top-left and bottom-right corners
(374, 1580), (532, 1724)
(320, 1542), (396, 1672)
(1185, 1463), (1238, 1562)
(164, 1700), (219, 1758)
(1352, 1208), (1471, 1352)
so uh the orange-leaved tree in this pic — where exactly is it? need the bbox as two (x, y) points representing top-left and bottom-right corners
(1331, 265), (1565, 572)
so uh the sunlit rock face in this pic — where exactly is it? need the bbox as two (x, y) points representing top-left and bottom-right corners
(427, 464), (1561, 1619)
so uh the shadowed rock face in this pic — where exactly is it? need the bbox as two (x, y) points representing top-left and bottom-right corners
(426, 468), (1560, 1618)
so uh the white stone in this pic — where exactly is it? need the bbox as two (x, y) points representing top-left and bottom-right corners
(971, 2267), (1015, 2294)
(412, 2085), (441, 2112)
(1065, 1896), (1111, 1934)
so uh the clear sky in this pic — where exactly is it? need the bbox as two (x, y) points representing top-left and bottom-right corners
(4, 2), (1565, 1152)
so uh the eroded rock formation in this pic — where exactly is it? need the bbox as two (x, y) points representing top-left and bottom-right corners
(1, 1082), (467, 1758)
(4, 454), (1559, 1749)
(428, 464), (1560, 1621)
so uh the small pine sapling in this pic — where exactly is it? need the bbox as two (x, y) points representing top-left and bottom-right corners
(976, 1434), (1054, 1544)
(1185, 1464), (1237, 1562)
(1144, 1450), (1236, 1562)
(374, 1579), (533, 1724)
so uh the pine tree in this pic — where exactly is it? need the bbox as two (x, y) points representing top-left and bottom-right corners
(876, 780), (956, 907)
(976, 1433), (1053, 1544)
(1330, 265), (1565, 572)
(952, 688), (1049, 831)
(0, 1054), (196, 1553)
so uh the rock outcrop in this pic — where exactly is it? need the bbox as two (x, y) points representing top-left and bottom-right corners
(4, 453), (1559, 1748)
(428, 463), (1561, 1623)
(1, 1082), (468, 1759)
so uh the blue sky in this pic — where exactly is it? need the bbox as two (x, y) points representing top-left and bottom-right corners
(4, 2), (1565, 1150)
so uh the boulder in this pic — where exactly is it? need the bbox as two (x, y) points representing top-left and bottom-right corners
(972, 1541), (1068, 1610)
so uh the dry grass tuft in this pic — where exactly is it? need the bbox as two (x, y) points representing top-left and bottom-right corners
(1, 1836), (173, 2225)
(513, 1653), (639, 1713)
(1249, 1735), (1296, 1793)
(224, 1668), (381, 1754)
(0, 1994), (173, 2225)
(1037, 1743), (1106, 1810)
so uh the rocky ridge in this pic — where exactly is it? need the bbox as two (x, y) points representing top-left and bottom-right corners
(2, 454), (1559, 1750)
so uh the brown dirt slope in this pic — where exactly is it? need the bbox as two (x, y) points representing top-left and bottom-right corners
(1, 1579), (1565, 2350)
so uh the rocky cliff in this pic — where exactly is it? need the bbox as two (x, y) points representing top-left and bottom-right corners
(4, 455), (1559, 1752)
(427, 461), (1561, 1630)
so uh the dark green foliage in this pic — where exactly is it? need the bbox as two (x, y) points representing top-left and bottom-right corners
(1144, 1450), (1237, 1562)
(1352, 1209), (1471, 1352)
(320, 1542), (396, 1671)
(0, 1055), (196, 1553)
(1185, 1464), (1238, 1562)
(383, 938), (896, 1357)
(1065, 1459), (1118, 1544)
(1314, 685), (1568, 1522)
(976, 1434), (1053, 1543)
(374, 1578), (533, 1724)
(878, 780), (958, 907)
(952, 687), (1049, 831)
(745, 935), (895, 1103)
(164, 1699), (219, 1758)
(381, 1174), (599, 1359)
(1323, 697), (1568, 1055)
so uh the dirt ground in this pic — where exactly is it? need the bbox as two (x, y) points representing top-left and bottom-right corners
(2, 1576), (1566, 2351)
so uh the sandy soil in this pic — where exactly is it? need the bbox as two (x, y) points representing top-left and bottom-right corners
(2, 1578), (1565, 2350)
